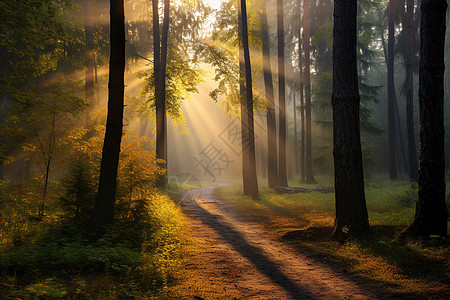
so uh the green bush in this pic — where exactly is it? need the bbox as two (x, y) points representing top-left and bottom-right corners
(59, 159), (96, 224)
(394, 183), (417, 207)
(0, 191), (186, 298)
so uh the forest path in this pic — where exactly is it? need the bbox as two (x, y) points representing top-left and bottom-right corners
(179, 184), (395, 300)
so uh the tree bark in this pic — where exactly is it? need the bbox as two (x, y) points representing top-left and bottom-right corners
(277, 0), (288, 187)
(240, 0), (259, 200)
(91, 0), (125, 229)
(388, 0), (398, 180)
(332, 0), (371, 239)
(84, 0), (95, 106)
(394, 93), (409, 175)
(261, 3), (278, 188)
(293, 89), (299, 176)
(303, 0), (315, 183)
(238, 0), (249, 195)
(299, 24), (306, 182)
(404, 0), (448, 238)
(405, 0), (418, 182)
(155, 0), (170, 189)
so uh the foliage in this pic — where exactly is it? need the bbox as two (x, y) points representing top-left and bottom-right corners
(115, 134), (165, 222)
(135, 0), (210, 128)
(394, 183), (417, 207)
(0, 188), (186, 299)
(59, 158), (96, 224)
(198, 0), (265, 117)
(138, 51), (204, 125)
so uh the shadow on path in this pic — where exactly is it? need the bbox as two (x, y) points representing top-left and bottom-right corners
(191, 195), (314, 299)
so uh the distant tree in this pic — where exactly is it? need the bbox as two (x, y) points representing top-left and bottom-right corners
(303, 0), (315, 183)
(84, 0), (95, 106)
(239, 0), (259, 200)
(260, 1), (278, 189)
(387, 0), (398, 180)
(332, 0), (371, 239)
(277, 0), (288, 187)
(405, 0), (418, 182)
(299, 30), (306, 182)
(404, 0), (448, 238)
(91, 0), (126, 230)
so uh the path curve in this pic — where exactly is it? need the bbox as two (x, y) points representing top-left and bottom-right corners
(180, 184), (394, 299)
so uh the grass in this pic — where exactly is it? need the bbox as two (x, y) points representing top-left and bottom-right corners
(214, 179), (450, 298)
(167, 176), (215, 204)
(0, 178), (188, 299)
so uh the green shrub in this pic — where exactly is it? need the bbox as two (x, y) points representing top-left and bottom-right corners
(0, 190), (186, 298)
(394, 183), (417, 207)
(59, 159), (96, 224)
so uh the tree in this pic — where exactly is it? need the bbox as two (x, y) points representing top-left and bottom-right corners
(405, 0), (418, 182)
(84, 0), (95, 106)
(277, 0), (288, 187)
(298, 10), (306, 182)
(153, 0), (170, 189)
(260, 1), (278, 188)
(332, 0), (371, 239)
(91, 0), (126, 229)
(239, 0), (259, 200)
(404, 0), (448, 238)
(303, 0), (315, 183)
(387, 0), (398, 180)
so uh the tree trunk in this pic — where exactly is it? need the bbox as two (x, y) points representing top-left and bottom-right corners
(332, 0), (371, 239)
(238, 0), (249, 194)
(404, 0), (448, 238)
(405, 0), (418, 182)
(388, 0), (398, 180)
(240, 0), (259, 200)
(91, 0), (125, 230)
(293, 89), (299, 176)
(303, 0), (315, 183)
(394, 94), (409, 175)
(277, 0), (288, 187)
(155, 0), (170, 189)
(261, 3), (278, 188)
(84, 0), (95, 106)
(299, 25), (306, 182)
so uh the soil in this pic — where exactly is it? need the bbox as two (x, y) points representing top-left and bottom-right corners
(179, 184), (398, 300)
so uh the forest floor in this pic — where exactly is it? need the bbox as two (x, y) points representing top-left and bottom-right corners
(165, 184), (402, 300)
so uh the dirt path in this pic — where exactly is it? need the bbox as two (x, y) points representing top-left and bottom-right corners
(179, 184), (397, 300)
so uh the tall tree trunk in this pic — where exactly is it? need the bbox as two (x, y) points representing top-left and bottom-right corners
(155, 0), (170, 189)
(404, 0), (448, 238)
(405, 0), (418, 181)
(299, 25), (306, 182)
(332, 0), (371, 239)
(261, 3), (278, 188)
(238, 1), (249, 194)
(91, 0), (125, 229)
(240, 0), (259, 200)
(388, 0), (398, 180)
(394, 94), (409, 175)
(160, 0), (170, 184)
(278, 0), (288, 187)
(84, 0), (95, 105)
(303, 0), (315, 183)
(293, 89), (299, 176)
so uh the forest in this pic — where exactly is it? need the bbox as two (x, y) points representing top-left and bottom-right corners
(0, 0), (449, 298)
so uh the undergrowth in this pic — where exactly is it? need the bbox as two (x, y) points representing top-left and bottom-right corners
(0, 171), (186, 299)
